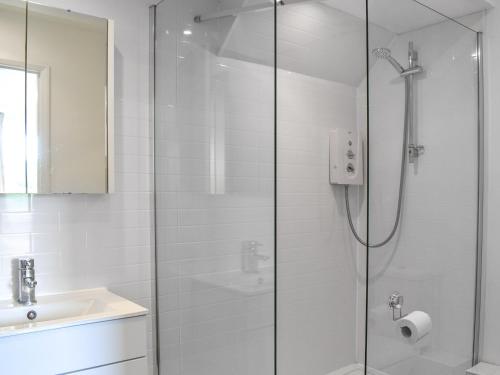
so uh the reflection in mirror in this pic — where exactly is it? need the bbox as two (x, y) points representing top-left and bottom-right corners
(26, 3), (112, 194)
(0, 0), (27, 193)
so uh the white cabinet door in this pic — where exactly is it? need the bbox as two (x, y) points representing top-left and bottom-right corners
(73, 357), (148, 374)
(1, 316), (147, 374)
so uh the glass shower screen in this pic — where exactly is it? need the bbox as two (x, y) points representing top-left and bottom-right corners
(153, 1), (276, 374)
(153, 1), (482, 374)
(275, 1), (369, 374)
(365, 1), (481, 374)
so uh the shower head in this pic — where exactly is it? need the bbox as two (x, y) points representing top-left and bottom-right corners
(372, 47), (391, 59)
(372, 48), (405, 74)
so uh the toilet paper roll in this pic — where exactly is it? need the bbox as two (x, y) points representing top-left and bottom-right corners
(398, 311), (432, 344)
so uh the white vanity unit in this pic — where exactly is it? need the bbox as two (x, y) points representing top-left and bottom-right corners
(0, 288), (148, 374)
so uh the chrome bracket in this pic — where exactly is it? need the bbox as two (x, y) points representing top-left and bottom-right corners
(409, 144), (425, 164)
(388, 292), (407, 321)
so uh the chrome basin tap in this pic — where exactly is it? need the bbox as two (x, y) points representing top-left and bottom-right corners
(242, 241), (269, 273)
(18, 258), (37, 305)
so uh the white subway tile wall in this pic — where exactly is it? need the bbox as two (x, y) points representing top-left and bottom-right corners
(277, 69), (360, 374)
(0, 0), (156, 373)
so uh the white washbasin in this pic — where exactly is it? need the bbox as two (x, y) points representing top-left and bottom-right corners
(192, 267), (274, 296)
(0, 288), (147, 338)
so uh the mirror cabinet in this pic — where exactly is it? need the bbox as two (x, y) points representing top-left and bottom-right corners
(0, 0), (114, 194)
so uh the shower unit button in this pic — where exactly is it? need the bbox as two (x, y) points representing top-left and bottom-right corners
(329, 128), (364, 186)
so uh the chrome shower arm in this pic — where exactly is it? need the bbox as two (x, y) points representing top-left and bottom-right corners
(386, 56), (405, 74)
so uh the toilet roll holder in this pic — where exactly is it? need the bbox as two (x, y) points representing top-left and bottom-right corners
(388, 292), (407, 321)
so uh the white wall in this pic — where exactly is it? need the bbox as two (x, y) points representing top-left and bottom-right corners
(481, 5), (500, 365)
(0, 0), (155, 373)
(0, 3), (25, 63)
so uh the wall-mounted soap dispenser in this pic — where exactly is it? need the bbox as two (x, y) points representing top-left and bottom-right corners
(329, 129), (363, 185)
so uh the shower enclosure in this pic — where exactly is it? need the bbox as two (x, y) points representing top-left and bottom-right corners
(151, 0), (484, 374)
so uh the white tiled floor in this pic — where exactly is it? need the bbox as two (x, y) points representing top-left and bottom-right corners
(327, 363), (387, 375)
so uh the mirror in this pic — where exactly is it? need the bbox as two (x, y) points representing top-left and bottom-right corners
(0, 0), (113, 194)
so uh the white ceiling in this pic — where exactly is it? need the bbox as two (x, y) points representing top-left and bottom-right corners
(326, 0), (492, 33)
(219, 1), (393, 85)
(210, 0), (492, 85)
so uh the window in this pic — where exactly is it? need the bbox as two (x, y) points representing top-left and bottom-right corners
(0, 64), (40, 193)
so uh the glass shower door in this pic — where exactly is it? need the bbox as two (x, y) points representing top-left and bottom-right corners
(275, 1), (369, 374)
(153, 1), (275, 374)
(365, 1), (481, 374)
